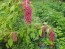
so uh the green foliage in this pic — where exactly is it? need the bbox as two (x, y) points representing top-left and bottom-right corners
(32, 0), (65, 49)
(0, 0), (65, 49)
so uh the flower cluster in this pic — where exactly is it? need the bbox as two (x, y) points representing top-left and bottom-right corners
(11, 32), (17, 42)
(49, 29), (55, 42)
(22, 0), (32, 25)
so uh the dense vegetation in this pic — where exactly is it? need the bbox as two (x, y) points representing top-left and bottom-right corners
(0, 0), (65, 49)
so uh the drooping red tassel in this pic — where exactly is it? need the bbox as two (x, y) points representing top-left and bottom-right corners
(11, 32), (17, 42)
(49, 29), (55, 42)
(49, 29), (55, 49)
(21, 0), (32, 25)
(24, 5), (32, 24)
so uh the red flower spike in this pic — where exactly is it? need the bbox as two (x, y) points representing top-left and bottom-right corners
(11, 32), (17, 42)
(24, 6), (32, 24)
(49, 29), (55, 42)
(21, 0), (32, 25)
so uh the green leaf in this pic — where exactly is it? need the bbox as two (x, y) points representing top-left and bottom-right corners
(30, 33), (35, 39)
(6, 43), (9, 48)
(10, 5), (15, 12)
(8, 39), (13, 47)
(39, 29), (42, 36)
